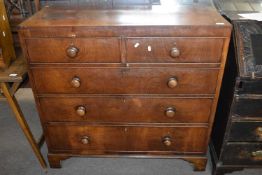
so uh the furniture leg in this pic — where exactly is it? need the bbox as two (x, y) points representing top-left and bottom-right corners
(34, 0), (40, 11)
(0, 82), (47, 169)
(181, 157), (207, 171)
(9, 82), (21, 96)
(48, 154), (71, 168)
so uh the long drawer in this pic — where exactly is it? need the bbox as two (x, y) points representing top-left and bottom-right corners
(228, 122), (262, 142)
(38, 96), (213, 123)
(26, 38), (121, 63)
(45, 124), (208, 153)
(126, 37), (224, 63)
(31, 67), (219, 94)
(221, 143), (262, 165)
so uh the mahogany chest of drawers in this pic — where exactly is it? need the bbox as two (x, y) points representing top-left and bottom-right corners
(19, 2), (231, 170)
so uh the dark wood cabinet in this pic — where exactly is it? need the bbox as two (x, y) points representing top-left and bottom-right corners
(19, 1), (231, 170)
(211, 1), (262, 174)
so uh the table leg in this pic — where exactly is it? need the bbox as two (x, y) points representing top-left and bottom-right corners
(0, 82), (47, 169)
(34, 0), (40, 11)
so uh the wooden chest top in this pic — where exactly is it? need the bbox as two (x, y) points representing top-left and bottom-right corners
(19, 4), (231, 37)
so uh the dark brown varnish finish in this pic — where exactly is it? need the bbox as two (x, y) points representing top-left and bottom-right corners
(31, 67), (219, 94)
(26, 38), (121, 63)
(38, 97), (213, 123)
(126, 37), (224, 63)
(19, 2), (231, 171)
(45, 124), (208, 153)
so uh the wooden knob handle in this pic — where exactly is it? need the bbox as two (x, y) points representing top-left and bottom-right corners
(66, 46), (79, 58)
(256, 127), (262, 136)
(76, 106), (86, 116)
(251, 150), (262, 157)
(162, 136), (172, 146)
(165, 107), (176, 118)
(81, 136), (90, 144)
(71, 77), (81, 88)
(170, 47), (180, 58)
(167, 77), (178, 88)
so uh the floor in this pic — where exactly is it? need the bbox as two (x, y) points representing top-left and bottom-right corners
(0, 88), (261, 175)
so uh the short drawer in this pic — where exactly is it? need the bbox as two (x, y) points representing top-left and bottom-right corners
(38, 96), (213, 123)
(126, 37), (224, 63)
(31, 67), (219, 94)
(45, 124), (208, 153)
(221, 143), (262, 165)
(26, 38), (121, 63)
(228, 122), (262, 142)
(232, 98), (262, 119)
(236, 78), (262, 94)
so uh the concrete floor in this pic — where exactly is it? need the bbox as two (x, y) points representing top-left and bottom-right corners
(0, 88), (261, 175)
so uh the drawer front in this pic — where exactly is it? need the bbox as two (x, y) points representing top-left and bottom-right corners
(46, 124), (208, 153)
(236, 78), (262, 94)
(126, 38), (224, 63)
(32, 67), (219, 94)
(229, 122), (262, 142)
(39, 97), (213, 123)
(232, 98), (262, 119)
(221, 143), (262, 165)
(26, 38), (121, 63)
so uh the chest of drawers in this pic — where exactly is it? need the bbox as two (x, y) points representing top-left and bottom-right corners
(19, 3), (231, 170)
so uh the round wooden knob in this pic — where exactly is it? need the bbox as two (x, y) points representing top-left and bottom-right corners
(81, 136), (90, 144)
(256, 127), (262, 136)
(66, 46), (79, 58)
(165, 107), (176, 118)
(76, 106), (86, 116)
(71, 77), (81, 88)
(251, 150), (262, 157)
(167, 77), (178, 88)
(162, 136), (172, 146)
(170, 47), (180, 58)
